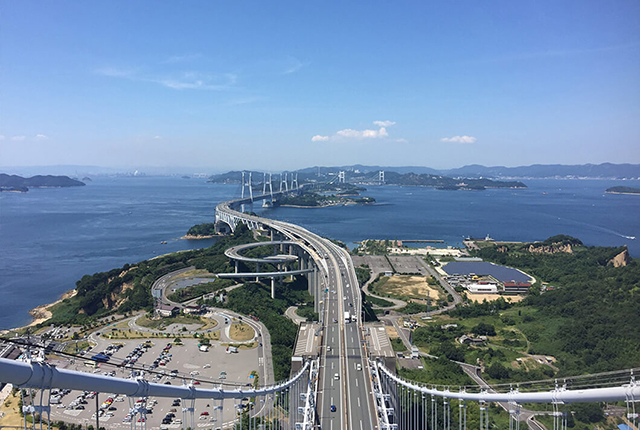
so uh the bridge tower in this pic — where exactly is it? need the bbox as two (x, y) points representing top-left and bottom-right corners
(379, 170), (385, 185)
(241, 171), (254, 201)
(338, 171), (346, 184)
(262, 173), (274, 207)
(241, 171), (253, 213)
(280, 173), (289, 192)
(291, 172), (299, 190)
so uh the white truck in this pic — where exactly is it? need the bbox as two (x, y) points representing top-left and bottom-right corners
(344, 311), (350, 323)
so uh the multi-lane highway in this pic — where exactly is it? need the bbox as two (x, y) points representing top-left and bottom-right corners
(264, 218), (377, 430)
(216, 200), (378, 429)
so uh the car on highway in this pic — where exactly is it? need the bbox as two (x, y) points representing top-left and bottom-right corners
(330, 405), (337, 412)
(334, 373), (339, 380)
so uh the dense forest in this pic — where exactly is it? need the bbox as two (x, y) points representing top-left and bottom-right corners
(473, 235), (640, 374)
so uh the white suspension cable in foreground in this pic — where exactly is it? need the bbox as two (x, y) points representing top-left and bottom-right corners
(0, 357), (309, 400)
(377, 361), (640, 403)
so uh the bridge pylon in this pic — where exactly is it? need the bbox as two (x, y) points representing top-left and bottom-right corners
(338, 171), (346, 184)
(379, 170), (385, 184)
(291, 172), (299, 190)
(241, 171), (253, 201)
(280, 172), (289, 192)
(263, 172), (274, 207)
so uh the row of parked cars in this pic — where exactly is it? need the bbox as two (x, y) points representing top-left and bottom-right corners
(119, 342), (150, 367)
(149, 343), (173, 370)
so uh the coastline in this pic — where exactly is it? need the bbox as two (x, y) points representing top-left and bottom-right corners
(605, 191), (640, 196)
(181, 234), (220, 240)
(0, 290), (77, 334)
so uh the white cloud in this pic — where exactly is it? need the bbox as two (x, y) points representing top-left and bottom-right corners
(156, 72), (237, 90)
(153, 135), (162, 140)
(441, 135), (477, 143)
(96, 66), (237, 91)
(395, 138), (408, 143)
(11, 135), (27, 141)
(0, 135), (5, 140)
(373, 120), (396, 128)
(312, 120), (399, 142)
(35, 134), (49, 140)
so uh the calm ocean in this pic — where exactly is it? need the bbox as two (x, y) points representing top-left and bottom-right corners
(1, 176), (638, 330)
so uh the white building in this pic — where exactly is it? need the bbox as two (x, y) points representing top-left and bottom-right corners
(466, 283), (498, 294)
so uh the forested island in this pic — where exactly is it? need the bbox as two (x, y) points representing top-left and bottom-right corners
(0, 173), (85, 192)
(276, 191), (375, 207)
(605, 186), (640, 195)
(381, 172), (526, 190)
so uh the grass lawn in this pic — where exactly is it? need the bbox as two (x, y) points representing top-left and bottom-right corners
(136, 314), (206, 330)
(228, 322), (255, 341)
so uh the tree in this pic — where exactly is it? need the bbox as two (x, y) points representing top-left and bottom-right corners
(487, 362), (510, 380)
(471, 323), (496, 336)
(571, 403), (604, 423)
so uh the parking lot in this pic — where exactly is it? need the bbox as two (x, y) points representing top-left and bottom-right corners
(49, 333), (261, 429)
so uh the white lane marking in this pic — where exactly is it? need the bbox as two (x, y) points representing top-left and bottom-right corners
(357, 397), (360, 407)
(360, 420), (363, 430)
(355, 378), (358, 387)
(331, 362), (334, 369)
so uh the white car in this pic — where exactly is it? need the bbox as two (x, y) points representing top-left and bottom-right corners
(334, 373), (339, 380)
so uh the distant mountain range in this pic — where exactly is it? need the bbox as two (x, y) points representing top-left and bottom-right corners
(300, 163), (640, 179)
(0, 174), (86, 192)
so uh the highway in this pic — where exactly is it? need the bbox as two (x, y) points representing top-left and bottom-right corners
(264, 218), (377, 430)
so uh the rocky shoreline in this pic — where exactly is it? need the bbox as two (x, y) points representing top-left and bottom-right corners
(181, 234), (219, 240)
(1, 290), (77, 334)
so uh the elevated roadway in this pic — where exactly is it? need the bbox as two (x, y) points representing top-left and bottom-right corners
(216, 200), (377, 430)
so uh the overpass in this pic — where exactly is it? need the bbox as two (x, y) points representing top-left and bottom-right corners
(1, 182), (639, 430)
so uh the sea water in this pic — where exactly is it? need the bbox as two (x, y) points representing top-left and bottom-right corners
(1, 176), (638, 330)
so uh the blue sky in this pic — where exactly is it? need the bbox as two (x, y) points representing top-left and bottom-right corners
(1, 1), (639, 171)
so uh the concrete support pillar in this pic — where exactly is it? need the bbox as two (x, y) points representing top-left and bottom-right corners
(235, 261), (238, 274)
(256, 263), (259, 282)
(271, 277), (275, 299)
(313, 268), (320, 313)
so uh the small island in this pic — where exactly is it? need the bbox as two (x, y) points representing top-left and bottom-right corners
(0, 173), (86, 192)
(276, 191), (376, 208)
(605, 186), (640, 195)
